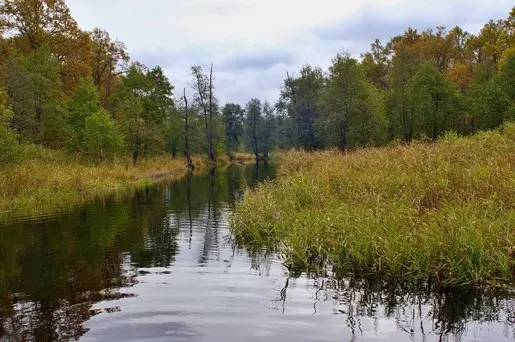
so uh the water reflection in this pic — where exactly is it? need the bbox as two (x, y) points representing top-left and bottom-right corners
(0, 162), (513, 342)
(0, 163), (276, 341)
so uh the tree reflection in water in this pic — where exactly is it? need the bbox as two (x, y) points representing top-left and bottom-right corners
(1, 162), (512, 342)
(0, 163), (277, 341)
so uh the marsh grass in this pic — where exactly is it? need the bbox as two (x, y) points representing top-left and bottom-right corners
(0, 150), (253, 222)
(231, 123), (515, 288)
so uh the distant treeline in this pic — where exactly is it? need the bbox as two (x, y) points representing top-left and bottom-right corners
(0, 1), (513, 165)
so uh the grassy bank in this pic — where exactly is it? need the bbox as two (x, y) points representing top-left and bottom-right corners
(0, 149), (253, 222)
(231, 124), (515, 288)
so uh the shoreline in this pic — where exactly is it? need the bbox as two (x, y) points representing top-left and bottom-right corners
(0, 152), (255, 223)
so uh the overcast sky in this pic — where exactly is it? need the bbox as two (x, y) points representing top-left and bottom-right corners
(67, 0), (512, 106)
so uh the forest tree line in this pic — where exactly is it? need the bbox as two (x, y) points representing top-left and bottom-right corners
(0, 1), (514, 165)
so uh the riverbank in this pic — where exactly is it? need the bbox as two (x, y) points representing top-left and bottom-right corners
(0, 150), (254, 222)
(231, 123), (515, 289)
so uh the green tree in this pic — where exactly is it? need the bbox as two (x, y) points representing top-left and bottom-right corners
(272, 99), (295, 150)
(361, 39), (390, 89)
(411, 62), (459, 140)
(68, 79), (101, 150)
(245, 98), (262, 161)
(261, 100), (276, 160)
(5, 46), (67, 147)
(281, 64), (324, 150)
(84, 109), (124, 160)
(112, 63), (175, 160)
(222, 103), (244, 154)
(143, 66), (175, 125)
(387, 49), (422, 142)
(469, 76), (509, 130)
(0, 89), (20, 164)
(163, 114), (184, 159)
(498, 53), (515, 110)
(321, 53), (387, 149)
(112, 88), (145, 164)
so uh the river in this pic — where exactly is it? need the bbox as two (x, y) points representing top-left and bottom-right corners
(0, 163), (513, 341)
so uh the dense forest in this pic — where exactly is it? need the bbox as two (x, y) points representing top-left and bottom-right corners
(0, 1), (513, 165)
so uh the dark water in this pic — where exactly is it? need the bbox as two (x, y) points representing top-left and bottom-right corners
(0, 163), (513, 342)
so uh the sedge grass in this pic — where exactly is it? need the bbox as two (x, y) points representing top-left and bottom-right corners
(0, 151), (254, 222)
(231, 123), (515, 288)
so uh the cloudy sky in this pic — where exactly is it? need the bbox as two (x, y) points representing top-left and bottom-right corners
(67, 0), (513, 105)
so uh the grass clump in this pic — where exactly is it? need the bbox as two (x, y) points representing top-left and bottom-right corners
(231, 123), (515, 288)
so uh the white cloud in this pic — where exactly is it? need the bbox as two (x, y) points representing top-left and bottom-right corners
(67, 0), (513, 105)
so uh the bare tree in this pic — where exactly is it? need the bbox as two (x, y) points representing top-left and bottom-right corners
(183, 88), (193, 170)
(191, 64), (216, 163)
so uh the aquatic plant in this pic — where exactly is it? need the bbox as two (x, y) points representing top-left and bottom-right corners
(231, 123), (515, 288)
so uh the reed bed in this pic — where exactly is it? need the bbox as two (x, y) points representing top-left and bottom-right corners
(0, 150), (254, 221)
(231, 123), (515, 288)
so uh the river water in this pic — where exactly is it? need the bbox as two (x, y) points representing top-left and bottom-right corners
(0, 163), (513, 342)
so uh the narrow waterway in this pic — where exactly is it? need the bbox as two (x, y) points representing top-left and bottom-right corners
(0, 163), (513, 341)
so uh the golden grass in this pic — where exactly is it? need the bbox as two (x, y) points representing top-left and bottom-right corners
(232, 152), (257, 163)
(0, 152), (253, 222)
(231, 123), (515, 288)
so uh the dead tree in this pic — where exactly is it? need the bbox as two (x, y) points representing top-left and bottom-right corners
(208, 63), (216, 162)
(192, 64), (216, 163)
(183, 88), (193, 170)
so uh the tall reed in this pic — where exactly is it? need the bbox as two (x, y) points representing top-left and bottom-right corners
(0, 150), (253, 221)
(231, 123), (515, 288)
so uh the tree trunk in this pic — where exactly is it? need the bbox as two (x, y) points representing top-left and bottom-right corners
(132, 135), (139, 165)
(208, 64), (216, 162)
(183, 88), (193, 170)
(252, 123), (259, 162)
(193, 65), (215, 163)
(339, 119), (349, 151)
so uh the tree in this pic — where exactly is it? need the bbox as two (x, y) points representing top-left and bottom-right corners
(90, 28), (130, 109)
(0, 0), (92, 92)
(469, 76), (509, 130)
(321, 53), (387, 149)
(387, 27), (422, 56)
(163, 113), (183, 159)
(191, 64), (217, 162)
(114, 63), (175, 157)
(245, 98), (262, 161)
(182, 88), (193, 169)
(411, 62), (459, 140)
(282, 64), (324, 150)
(498, 52), (515, 104)
(0, 89), (20, 164)
(222, 103), (244, 154)
(261, 100), (275, 160)
(4, 46), (66, 147)
(144, 66), (175, 123)
(469, 52), (515, 130)
(361, 39), (390, 89)
(84, 109), (124, 160)
(387, 49), (422, 142)
(469, 18), (511, 67)
(419, 26), (455, 74)
(112, 86), (144, 164)
(68, 78), (101, 150)
(445, 26), (473, 94)
(272, 99), (294, 150)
